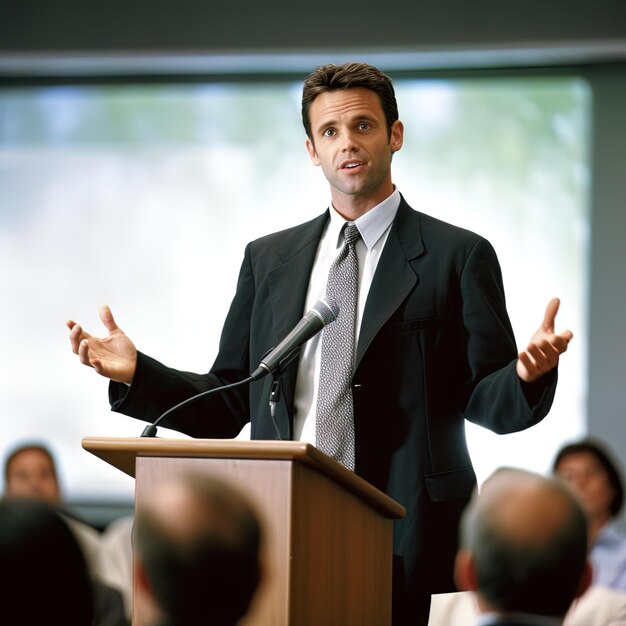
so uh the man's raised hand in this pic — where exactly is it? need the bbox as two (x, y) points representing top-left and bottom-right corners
(516, 298), (573, 383)
(67, 305), (137, 384)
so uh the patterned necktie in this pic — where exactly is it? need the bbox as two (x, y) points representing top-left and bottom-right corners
(316, 222), (360, 470)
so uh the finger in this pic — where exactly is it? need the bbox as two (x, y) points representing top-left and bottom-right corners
(524, 349), (547, 375)
(541, 297), (561, 332)
(78, 338), (94, 367)
(91, 356), (105, 376)
(69, 324), (81, 354)
(69, 323), (92, 355)
(69, 322), (93, 341)
(517, 351), (540, 382)
(548, 332), (572, 355)
(99, 305), (120, 334)
(525, 342), (549, 364)
(526, 337), (565, 373)
(532, 331), (573, 357)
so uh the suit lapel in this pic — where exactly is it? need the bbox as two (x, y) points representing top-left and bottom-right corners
(266, 211), (329, 417)
(356, 199), (424, 368)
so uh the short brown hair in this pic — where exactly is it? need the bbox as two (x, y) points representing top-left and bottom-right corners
(4, 442), (58, 484)
(301, 62), (399, 140)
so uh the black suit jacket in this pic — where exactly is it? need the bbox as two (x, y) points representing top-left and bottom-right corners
(110, 196), (557, 624)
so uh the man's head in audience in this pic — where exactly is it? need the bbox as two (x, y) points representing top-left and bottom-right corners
(134, 472), (263, 626)
(454, 468), (591, 622)
(3, 442), (61, 504)
(0, 498), (95, 624)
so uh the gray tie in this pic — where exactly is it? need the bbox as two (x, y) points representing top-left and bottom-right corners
(316, 222), (360, 470)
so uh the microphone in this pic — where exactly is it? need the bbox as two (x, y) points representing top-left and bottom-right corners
(250, 298), (339, 381)
(141, 298), (339, 437)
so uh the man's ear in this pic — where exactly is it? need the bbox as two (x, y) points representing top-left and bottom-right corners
(306, 138), (320, 165)
(389, 120), (404, 153)
(454, 549), (478, 592)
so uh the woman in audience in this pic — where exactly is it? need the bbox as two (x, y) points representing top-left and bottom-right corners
(553, 437), (626, 591)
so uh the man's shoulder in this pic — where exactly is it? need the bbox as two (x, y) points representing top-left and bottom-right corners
(400, 199), (484, 243)
(398, 199), (491, 259)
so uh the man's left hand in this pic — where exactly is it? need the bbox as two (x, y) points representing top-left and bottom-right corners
(516, 298), (573, 383)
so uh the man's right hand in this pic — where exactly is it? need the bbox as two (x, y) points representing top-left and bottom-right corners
(67, 305), (137, 384)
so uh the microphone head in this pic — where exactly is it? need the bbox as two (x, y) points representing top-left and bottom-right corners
(314, 298), (339, 325)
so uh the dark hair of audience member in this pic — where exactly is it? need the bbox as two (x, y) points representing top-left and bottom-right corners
(0, 498), (95, 624)
(553, 437), (625, 517)
(3, 441), (58, 483)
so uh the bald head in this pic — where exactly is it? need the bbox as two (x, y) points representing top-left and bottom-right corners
(135, 473), (262, 626)
(143, 473), (256, 549)
(473, 468), (582, 546)
(457, 468), (589, 619)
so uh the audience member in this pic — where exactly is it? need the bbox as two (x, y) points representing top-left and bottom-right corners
(428, 585), (626, 626)
(3, 442), (101, 568)
(454, 468), (591, 625)
(99, 513), (135, 620)
(0, 497), (95, 624)
(553, 437), (626, 591)
(3, 441), (128, 626)
(133, 472), (263, 626)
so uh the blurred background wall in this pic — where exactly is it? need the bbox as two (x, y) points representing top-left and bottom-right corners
(1, 0), (625, 526)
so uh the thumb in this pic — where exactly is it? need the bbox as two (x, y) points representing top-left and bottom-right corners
(542, 297), (561, 332)
(99, 305), (121, 333)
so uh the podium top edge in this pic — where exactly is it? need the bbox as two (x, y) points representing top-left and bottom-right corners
(82, 436), (405, 519)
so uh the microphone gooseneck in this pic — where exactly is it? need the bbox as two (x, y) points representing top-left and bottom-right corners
(140, 298), (339, 438)
(140, 376), (254, 437)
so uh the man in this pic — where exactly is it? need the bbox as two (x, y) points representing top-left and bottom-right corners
(3, 442), (129, 626)
(553, 438), (626, 591)
(67, 62), (572, 625)
(133, 472), (263, 626)
(454, 468), (592, 625)
(3, 442), (102, 571)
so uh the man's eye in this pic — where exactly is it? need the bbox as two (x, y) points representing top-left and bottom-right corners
(323, 129), (336, 137)
(358, 123), (370, 131)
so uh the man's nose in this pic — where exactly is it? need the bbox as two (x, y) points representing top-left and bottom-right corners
(341, 130), (359, 152)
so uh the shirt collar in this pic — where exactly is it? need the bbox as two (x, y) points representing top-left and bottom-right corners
(477, 611), (562, 626)
(596, 520), (624, 546)
(328, 188), (400, 251)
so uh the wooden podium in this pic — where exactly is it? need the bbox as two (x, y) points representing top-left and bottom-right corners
(83, 437), (405, 626)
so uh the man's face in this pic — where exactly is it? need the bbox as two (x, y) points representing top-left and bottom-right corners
(305, 87), (403, 215)
(5, 449), (61, 504)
